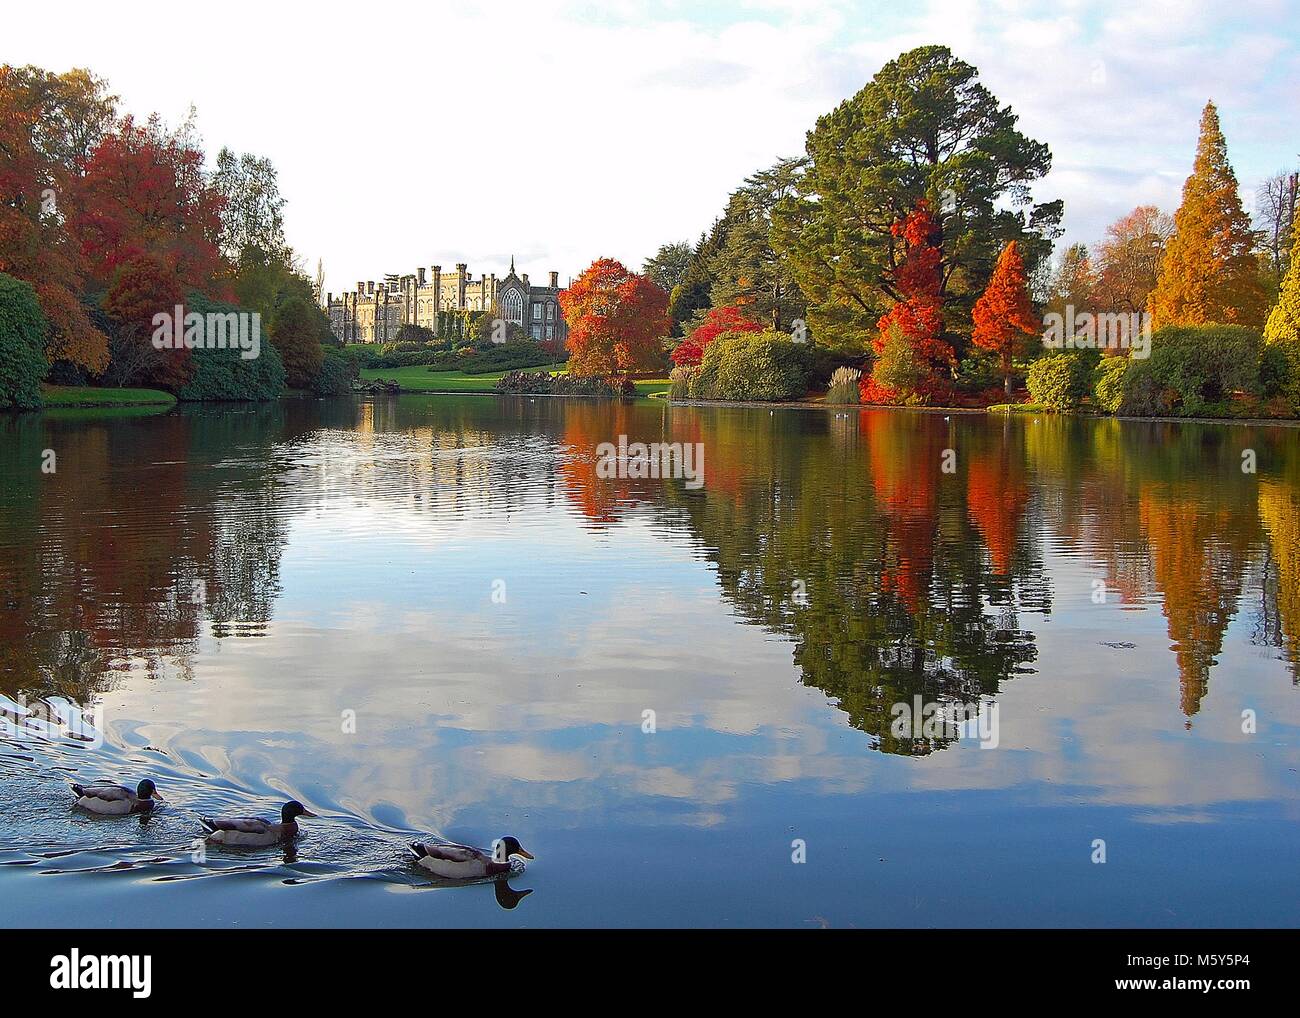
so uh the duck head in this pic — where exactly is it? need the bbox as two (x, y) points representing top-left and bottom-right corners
(136, 779), (158, 800)
(281, 800), (317, 823)
(493, 836), (534, 862)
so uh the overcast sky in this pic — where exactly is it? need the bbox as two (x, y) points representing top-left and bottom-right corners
(6, 0), (1298, 297)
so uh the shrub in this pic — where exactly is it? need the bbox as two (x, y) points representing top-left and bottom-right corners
(865, 322), (927, 404)
(1119, 324), (1262, 417)
(1259, 343), (1295, 403)
(1026, 350), (1096, 411)
(495, 371), (634, 398)
(669, 364), (698, 400)
(178, 294), (286, 401)
(825, 366), (861, 404)
(1092, 356), (1130, 414)
(312, 348), (359, 396)
(689, 330), (809, 402)
(0, 273), (49, 411)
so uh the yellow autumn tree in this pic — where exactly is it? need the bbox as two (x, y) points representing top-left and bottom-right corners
(1263, 219), (1300, 404)
(1148, 101), (1268, 330)
(1259, 479), (1300, 680)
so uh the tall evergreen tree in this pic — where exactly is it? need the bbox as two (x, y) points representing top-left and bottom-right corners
(773, 45), (1061, 353)
(1148, 101), (1268, 329)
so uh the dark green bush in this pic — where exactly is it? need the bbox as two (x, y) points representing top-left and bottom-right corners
(689, 330), (809, 401)
(312, 348), (359, 396)
(1026, 350), (1096, 411)
(178, 294), (286, 401)
(1119, 325), (1262, 417)
(0, 273), (49, 411)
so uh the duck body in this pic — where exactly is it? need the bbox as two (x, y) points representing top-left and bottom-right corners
(200, 800), (315, 847)
(409, 836), (533, 879)
(70, 780), (157, 816)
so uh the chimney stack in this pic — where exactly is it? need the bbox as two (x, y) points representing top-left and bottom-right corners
(549, 271), (558, 288)
(418, 267), (426, 286)
(367, 280), (375, 294)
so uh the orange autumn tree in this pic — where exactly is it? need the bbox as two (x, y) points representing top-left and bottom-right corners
(972, 240), (1038, 396)
(560, 257), (670, 376)
(1148, 101), (1269, 330)
(861, 201), (953, 405)
(670, 303), (761, 367)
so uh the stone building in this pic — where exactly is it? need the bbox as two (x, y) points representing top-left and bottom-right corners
(327, 259), (567, 344)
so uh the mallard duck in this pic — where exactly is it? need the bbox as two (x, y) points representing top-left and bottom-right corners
(409, 836), (534, 879)
(199, 800), (316, 847)
(70, 779), (159, 815)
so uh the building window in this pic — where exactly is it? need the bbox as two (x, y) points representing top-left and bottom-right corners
(545, 303), (554, 320)
(532, 303), (542, 321)
(531, 324), (542, 339)
(502, 288), (524, 324)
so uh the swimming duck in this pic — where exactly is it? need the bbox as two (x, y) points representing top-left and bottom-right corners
(199, 800), (316, 847)
(409, 836), (534, 879)
(70, 779), (159, 815)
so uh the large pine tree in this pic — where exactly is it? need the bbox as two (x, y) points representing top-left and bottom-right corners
(1148, 101), (1268, 329)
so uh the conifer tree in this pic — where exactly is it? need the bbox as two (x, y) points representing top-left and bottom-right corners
(972, 241), (1038, 396)
(1148, 101), (1268, 329)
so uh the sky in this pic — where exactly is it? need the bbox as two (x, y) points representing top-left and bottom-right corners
(5, 0), (1298, 298)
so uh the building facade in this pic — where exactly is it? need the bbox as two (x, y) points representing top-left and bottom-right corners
(326, 260), (567, 344)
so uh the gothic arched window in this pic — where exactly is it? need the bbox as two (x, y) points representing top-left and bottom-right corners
(502, 288), (524, 324)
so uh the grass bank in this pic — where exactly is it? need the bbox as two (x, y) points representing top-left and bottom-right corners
(360, 365), (671, 398)
(40, 385), (177, 408)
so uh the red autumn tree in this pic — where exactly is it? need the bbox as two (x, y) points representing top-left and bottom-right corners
(0, 66), (109, 372)
(671, 303), (762, 366)
(71, 115), (228, 294)
(971, 240), (1038, 396)
(861, 200), (953, 404)
(559, 257), (670, 376)
(102, 253), (189, 388)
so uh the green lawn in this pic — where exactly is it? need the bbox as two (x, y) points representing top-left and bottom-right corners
(360, 365), (670, 397)
(41, 384), (177, 408)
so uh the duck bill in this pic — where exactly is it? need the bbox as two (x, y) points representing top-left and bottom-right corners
(300, 810), (318, 818)
(516, 848), (535, 860)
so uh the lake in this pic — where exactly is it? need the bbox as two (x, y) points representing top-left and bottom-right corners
(1, 396), (1298, 927)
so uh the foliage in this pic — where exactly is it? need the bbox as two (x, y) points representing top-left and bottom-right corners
(0, 272), (49, 410)
(495, 370), (635, 399)
(0, 65), (109, 373)
(1092, 206), (1174, 314)
(310, 347), (358, 396)
(773, 45), (1061, 352)
(972, 240), (1038, 395)
(642, 242), (693, 293)
(1025, 350), (1095, 411)
(177, 294), (285, 401)
(861, 204), (953, 404)
(101, 253), (189, 388)
(560, 258), (670, 376)
(689, 330), (809, 402)
(1119, 325), (1263, 417)
(269, 295), (324, 389)
(210, 147), (289, 265)
(825, 366), (861, 404)
(1092, 356), (1130, 414)
(668, 364), (698, 400)
(671, 303), (762, 367)
(1263, 219), (1300, 406)
(1148, 102), (1269, 330)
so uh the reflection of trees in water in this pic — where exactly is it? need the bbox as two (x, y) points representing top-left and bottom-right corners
(0, 407), (290, 702)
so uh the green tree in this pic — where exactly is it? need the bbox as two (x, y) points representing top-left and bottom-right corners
(269, 295), (324, 389)
(211, 148), (290, 265)
(642, 242), (693, 293)
(0, 272), (49, 410)
(773, 45), (1061, 352)
(707, 158), (807, 333)
(1264, 219), (1300, 404)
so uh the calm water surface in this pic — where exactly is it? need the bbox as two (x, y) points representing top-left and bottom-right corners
(1, 396), (1298, 927)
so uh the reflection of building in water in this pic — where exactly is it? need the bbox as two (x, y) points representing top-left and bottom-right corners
(326, 259), (567, 344)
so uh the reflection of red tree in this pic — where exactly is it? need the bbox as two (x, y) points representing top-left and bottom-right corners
(863, 410), (941, 611)
(966, 445), (1029, 576)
